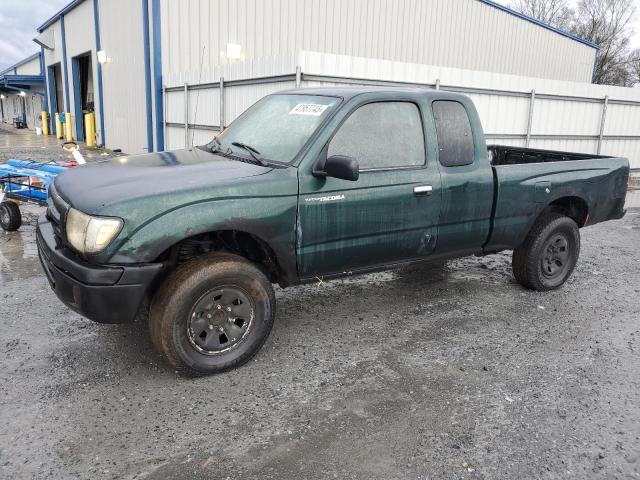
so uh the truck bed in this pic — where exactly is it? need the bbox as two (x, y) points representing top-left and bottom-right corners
(488, 145), (606, 166)
(485, 146), (629, 252)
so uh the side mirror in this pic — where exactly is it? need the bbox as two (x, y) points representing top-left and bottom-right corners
(324, 155), (359, 181)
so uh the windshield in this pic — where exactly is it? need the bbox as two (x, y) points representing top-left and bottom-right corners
(210, 94), (340, 163)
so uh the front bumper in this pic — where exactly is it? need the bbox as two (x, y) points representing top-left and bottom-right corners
(36, 214), (164, 324)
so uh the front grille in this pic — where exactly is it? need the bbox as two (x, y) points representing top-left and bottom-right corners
(46, 183), (70, 247)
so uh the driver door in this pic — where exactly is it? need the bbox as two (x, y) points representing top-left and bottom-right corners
(296, 99), (442, 278)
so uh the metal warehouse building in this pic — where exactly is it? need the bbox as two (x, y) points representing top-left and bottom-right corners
(0, 53), (46, 129)
(26, 0), (603, 156)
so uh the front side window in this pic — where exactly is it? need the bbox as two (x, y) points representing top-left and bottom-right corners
(432, 100), (475, 167)
(214, 94), (340, 163)
(328, 101), (425, 170)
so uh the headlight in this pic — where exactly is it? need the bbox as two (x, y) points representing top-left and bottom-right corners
(66, 208), (123, 254)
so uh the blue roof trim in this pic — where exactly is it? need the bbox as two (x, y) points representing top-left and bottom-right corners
(0, 75), (45, 94)
(0, 52), (42, 76)
(37, 0), (86, 32)
(1, 75), (45, 83)
(93, 0), (106, 146)
(478, 0), (599, 49)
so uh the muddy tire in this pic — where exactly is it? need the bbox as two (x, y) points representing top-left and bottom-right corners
(0, 201), (21, 231)
(149, 253), (276, 375)
(512, 213), (580, 291)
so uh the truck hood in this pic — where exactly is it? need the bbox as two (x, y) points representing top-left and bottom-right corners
(54, 148), (273, 214)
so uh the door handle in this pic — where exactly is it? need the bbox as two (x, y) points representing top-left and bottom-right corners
(413, 185), (433, 196)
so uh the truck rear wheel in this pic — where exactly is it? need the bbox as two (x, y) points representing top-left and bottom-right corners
(512, 213), (580, 291)
(0, 201), (21, 231)
(149, 253), (276, 375)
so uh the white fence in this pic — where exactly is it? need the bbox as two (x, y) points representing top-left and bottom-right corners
(164, 51), (640, 169)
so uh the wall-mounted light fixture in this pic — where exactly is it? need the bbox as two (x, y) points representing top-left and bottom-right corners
(0, 94), (5, 100)
(19, 91), (26, 97)
(225, 43), (243, 61)
(97, 50), (110, 64)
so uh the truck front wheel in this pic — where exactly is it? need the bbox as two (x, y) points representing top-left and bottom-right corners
(149, 253), (276, 375)
(512, 213), (580, 291)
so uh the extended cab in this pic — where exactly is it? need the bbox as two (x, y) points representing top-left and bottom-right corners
(36, 88), (629, 374)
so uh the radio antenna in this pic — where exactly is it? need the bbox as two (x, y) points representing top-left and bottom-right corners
(191, 45), (206, 147)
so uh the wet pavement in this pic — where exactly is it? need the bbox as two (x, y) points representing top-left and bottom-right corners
(0, 205), (40, 284)
(0, 123), (115, 162)
(1, 128), (640, 479)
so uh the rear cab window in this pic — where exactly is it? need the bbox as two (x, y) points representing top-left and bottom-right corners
(432, 100), (474, 167)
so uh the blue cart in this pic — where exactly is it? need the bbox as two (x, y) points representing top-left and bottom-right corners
(0, 159), (72, 231)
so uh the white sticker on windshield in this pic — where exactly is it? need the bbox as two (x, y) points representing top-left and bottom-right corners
(290, 103), (329, 116)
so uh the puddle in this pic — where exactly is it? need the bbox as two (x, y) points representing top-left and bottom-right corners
(0, 209), (45, 284)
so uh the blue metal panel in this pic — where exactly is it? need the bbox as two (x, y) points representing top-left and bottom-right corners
(60, 14), (71, 112)
(47, 65), (58, 135)
(38, 51), (45, 77)
(1, 75), (45, 84)
(152, 0), (164, 151)
(478, 0), (598, 49)
(93, 0), (106, 146)
(71, 56), (84, 141)
(142, 0), (154, 152)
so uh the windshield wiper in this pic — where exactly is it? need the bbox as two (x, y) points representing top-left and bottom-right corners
(231, 142), (271, 167)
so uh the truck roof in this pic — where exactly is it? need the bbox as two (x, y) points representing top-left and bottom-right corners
(277, 86), (467, 101)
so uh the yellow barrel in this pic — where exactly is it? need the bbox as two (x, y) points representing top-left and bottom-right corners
(41, 111), (49, 136)
(55, 113), (63, 139)
(64, 113), (73, 141)
(84, 112), (96, 147)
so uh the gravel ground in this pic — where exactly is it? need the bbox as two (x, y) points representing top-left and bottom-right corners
(1, 128), (639, 479)
(0, 207), (638, 479)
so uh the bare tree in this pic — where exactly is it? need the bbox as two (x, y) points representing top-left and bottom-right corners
(510, 0), (638, 86)
(572, 0), (637, 85)
(510, 0), (574, 29)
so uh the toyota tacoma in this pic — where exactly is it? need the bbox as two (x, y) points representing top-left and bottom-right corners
(36, 87), (630, 375)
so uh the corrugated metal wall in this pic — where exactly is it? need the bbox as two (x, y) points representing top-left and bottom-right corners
(98, 0), (149, 154)
(1, 56), (45, 130)
(60, 0), (97, 142)
(163, 51), (640, 169)
(14, 57), (42, 76)
(39, 0), (148, 154)
(160, 0), (596, 83)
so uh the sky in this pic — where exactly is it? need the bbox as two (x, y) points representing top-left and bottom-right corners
(0, 0), (69, 71)
(0, 0), (639, 72)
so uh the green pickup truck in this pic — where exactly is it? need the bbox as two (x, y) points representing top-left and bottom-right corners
(37, 87), (629, 375)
